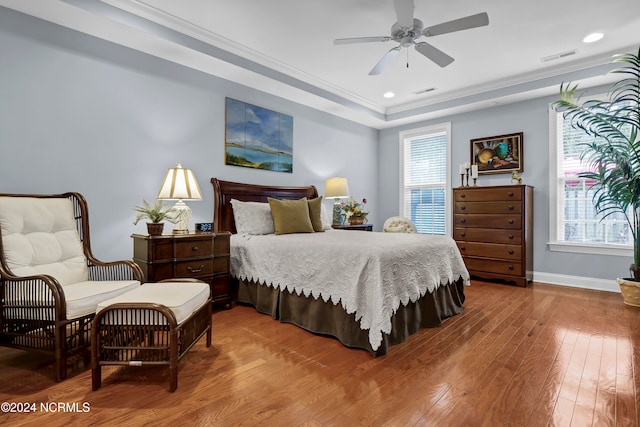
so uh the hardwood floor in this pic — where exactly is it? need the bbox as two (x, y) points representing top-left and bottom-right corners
(0, 280), (638, 426)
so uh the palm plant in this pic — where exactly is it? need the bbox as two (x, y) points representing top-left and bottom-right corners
(552, 47), (640, 280)
(133, 199), (176, 224)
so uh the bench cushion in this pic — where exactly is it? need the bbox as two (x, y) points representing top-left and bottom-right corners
(96, 282), (210, 325)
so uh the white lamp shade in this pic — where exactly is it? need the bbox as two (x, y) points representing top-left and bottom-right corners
(157, 162), (202, 201)
(325, 177), (350, 199)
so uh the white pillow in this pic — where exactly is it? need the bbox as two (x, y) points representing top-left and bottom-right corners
(320, 203), (332, 230)
(230, 199), (275, 235)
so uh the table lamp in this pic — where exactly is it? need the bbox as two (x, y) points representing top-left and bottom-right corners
(325, 177), (350, 225)
(157, 162), (202, 233)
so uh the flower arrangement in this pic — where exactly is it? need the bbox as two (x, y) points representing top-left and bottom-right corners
(341, 198), (368, 224)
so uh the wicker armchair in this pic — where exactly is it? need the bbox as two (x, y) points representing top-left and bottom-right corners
(0, 192), (144, 381)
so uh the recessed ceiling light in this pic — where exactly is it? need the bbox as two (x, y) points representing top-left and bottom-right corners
(383, 91), (395, 98)
(583, 32), (604, 43)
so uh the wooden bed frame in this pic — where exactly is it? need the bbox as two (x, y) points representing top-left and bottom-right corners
(211, 178), (465, 356)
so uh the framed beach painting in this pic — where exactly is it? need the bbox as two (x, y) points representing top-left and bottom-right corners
(225, 98), (293, 173)
(470, 132), (523, 175)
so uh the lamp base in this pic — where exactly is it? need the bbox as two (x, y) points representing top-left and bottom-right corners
(168, 200), (192, 233)
(332, 201), (343, 225)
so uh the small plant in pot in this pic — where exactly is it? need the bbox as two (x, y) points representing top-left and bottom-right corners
(552, 46), (640, 307)
(133, 199), (176, 236)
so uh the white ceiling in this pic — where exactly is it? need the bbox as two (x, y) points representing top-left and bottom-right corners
(3, 0), (640, 129)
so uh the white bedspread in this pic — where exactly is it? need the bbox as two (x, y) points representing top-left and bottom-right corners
(231, 230), (470, 351)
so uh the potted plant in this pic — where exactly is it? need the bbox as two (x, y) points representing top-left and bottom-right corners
(552, 46), (640, 307)
(133, 199), (176, 236)
(341, 198), (368, 225)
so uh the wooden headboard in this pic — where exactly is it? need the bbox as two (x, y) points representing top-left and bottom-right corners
(211, 178), (319, 233)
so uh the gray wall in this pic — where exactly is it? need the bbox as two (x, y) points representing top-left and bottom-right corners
(379, 93), (630, 287)
(0, 8), (378, 261)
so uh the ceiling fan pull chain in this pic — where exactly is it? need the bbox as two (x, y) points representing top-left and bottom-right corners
(406, 48), (409, 68)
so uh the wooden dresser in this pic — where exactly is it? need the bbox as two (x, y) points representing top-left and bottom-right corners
(132, 231), (231, 307)
(453, 184), (533, 287)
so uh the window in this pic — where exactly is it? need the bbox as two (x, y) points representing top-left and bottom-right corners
(400, 123), (451, 235)
(549, 103), (632, 255)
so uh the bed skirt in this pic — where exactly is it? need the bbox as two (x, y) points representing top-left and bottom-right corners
(236, 278), (466, 356)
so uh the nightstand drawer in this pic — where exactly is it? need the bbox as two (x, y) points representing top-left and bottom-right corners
(174, 239), (213, 258)
(174, 259), (214, 277)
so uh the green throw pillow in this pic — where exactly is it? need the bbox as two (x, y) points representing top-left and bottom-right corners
(307, 196), (324, 232)
(268, 197), (315, 235)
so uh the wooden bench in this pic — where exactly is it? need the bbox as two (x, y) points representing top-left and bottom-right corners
(91, 280), (211, 392)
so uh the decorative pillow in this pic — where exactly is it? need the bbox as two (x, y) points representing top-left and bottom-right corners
(307, 196), (324, 232)
(268, 197), (315, 235)
(320, 203), (332, 230)
(230, 199), (275, 235)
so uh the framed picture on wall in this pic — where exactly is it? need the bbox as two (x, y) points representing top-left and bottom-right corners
(224, 97), (293, 173)
(470, 132), (523, 175)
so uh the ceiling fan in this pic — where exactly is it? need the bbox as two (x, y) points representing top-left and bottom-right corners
(333, 0), (489, 75)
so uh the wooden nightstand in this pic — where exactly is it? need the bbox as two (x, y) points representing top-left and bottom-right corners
(331, 224), (373, 231)
(132, 231), (231, 308)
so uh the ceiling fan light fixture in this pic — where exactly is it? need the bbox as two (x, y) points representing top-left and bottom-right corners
(583, 32), (604, 43)
(383, 91), (395, 98)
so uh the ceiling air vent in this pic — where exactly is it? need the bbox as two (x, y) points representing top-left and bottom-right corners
(414, 87), (436, 95)
(541, 49), (578, 63)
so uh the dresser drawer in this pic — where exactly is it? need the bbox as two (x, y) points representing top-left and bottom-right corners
(457, 241), (521, 261)
(454, 214), (522, 229)
(455, 187), (522, 202)
(455, 201), (522, 214)
(174, 259), (214, 277)
(464, 257), (523, 276)
(175, 239), (213, 258)
(454, 228), (522, 244)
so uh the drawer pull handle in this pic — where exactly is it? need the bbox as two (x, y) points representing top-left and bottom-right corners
(460, 246), (465, 250)
(508, 192), (514, 197)
(508, 205), (514, 210)
(187, 265), (205, 273)
(460, 206), (466, 210)
(460, 218), (466, 223)
(508, 234), (514, 239)
(460, 194), (466, 198)
(508, 265), (514, 270)
(508, 249), (514, 255)
(508, 219), (514, 224)
(192, 246), (199, 251)
(461, 232), (466, 237)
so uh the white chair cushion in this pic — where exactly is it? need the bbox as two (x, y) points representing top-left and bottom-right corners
(96, 281), (210, 325)
(63, 280), (141, 319)
(383, 216), (417, 233)
(0, 197), (88, 285)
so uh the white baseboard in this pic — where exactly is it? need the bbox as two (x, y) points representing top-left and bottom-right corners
(533, 271), (620, 293)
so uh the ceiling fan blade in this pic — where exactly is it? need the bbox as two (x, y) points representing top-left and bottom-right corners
(423, 12), (489, 37)
(414, 42), (454, 67)
(369, 46), (402, 75)
(334, 36), (392, 45)
(393, 0), (415, 28)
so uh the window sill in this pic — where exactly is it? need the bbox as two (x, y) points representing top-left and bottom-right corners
(548, 241), (632, 257)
